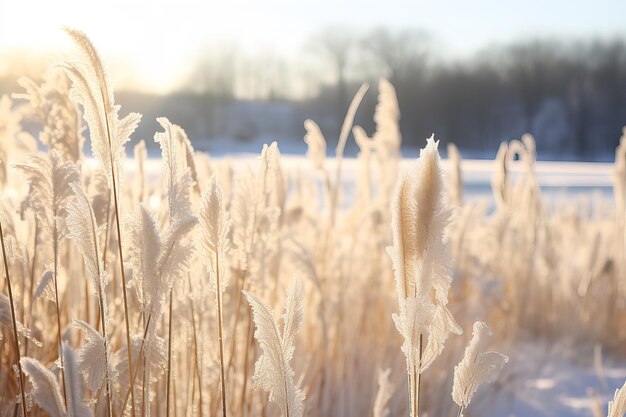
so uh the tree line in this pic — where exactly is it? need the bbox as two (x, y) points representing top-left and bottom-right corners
(3, 28), (626, 159)
(181, 28), (626, 159)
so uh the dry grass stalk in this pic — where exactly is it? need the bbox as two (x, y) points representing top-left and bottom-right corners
(0, 219), (28, 417)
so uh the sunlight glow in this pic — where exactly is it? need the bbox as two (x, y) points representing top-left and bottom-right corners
(2, 0), (625, 93)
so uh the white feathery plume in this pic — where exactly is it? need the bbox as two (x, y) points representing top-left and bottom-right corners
(65, 182), (107, 297)
(34, 270), (54, 301)
(134, 140), (147, 204)
(112, 331), (169, 409)
(153, 122), (197, 412)
(388, 137), (461, 417)
(257, 143), (274, 203)
(351, 80), (401, 208)
(126, 203), (196, 319)
(392, 297), (435, 371)
(608, 381), (626, 417)
(181, 136), (200, 195)
(62, 342), (93, 417)
(199, 173), (231, 417)
(372, 78), (401, 160)
(0, 96), (12, 187)
(281, 278), (304, 356)
(451, 322), (508, 410)
(231, 142), (283, 279)
(13, 72), (84, 163)
(388, 137), (460, 321)
(163, 117), (201, 194)
(15, 150), (79, 399)
(419, 306), (460, 371)
(388, 176), (412, 302)
(157, 214), (197, 286)
(303, 119), (326, 170)
(123, 202), (195, 417)
(155, 117), (183, 197)
(244, 278), (305, 417)
(0, 293), (42, 346)
(0, 199), (29, 417)
(87, 168), (110, 227)
(0, 95), (29, 187)
(406, 139), (451, 297)
(73, 319), (107, 392)
(114, 331), (169, 384)
(126, 204), (161, 312)
(199, 174), (231, 295)
(153, 114), (195, 384)
(154, 117), (196, 220)
(20, 357), (65, 417)
(267, 142), (286, 214)
(155, 117), (200, 193)
(0, 200), (17, 242)
(231, 169), (256, 270)
(61, 28), (141, 191)
(257, 142), (284, 210)
(64, 181), (113, 411)
(373, 368), (394, 417)
(14, 150), (79, 237)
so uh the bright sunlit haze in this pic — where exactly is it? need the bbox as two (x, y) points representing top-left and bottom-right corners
(2, 0), (626, 94)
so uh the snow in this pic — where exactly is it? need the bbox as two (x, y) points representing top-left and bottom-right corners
(222, 155), (615, 201)
(114, 146), (616, 197)
(483, 342), (626, 417)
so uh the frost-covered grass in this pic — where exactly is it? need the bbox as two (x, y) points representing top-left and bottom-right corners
(1, 29), (625, 417)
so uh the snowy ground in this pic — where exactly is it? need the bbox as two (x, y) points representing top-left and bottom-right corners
(120, 154), (615, 200)
(237, 155), (614, 195)
(484, 342), (626, 417)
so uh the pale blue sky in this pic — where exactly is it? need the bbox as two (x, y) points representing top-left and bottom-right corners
(2, 0), (624, 91)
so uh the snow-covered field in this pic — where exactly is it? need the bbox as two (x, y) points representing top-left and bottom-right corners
(129, 155), (615, 195)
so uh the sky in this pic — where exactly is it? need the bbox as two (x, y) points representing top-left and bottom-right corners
(2, 0), (625, 93)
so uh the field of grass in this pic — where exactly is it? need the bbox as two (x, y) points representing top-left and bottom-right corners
(1, 29), (626, 417)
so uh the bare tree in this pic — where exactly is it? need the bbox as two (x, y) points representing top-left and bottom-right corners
(186, 43), (239, 99)
(504, 40), (564, 132)
(361, 27), (430, 85)
(309, 27), (356, 112)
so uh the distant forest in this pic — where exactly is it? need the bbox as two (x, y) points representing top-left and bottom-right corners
(3, 28), (626, 160)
